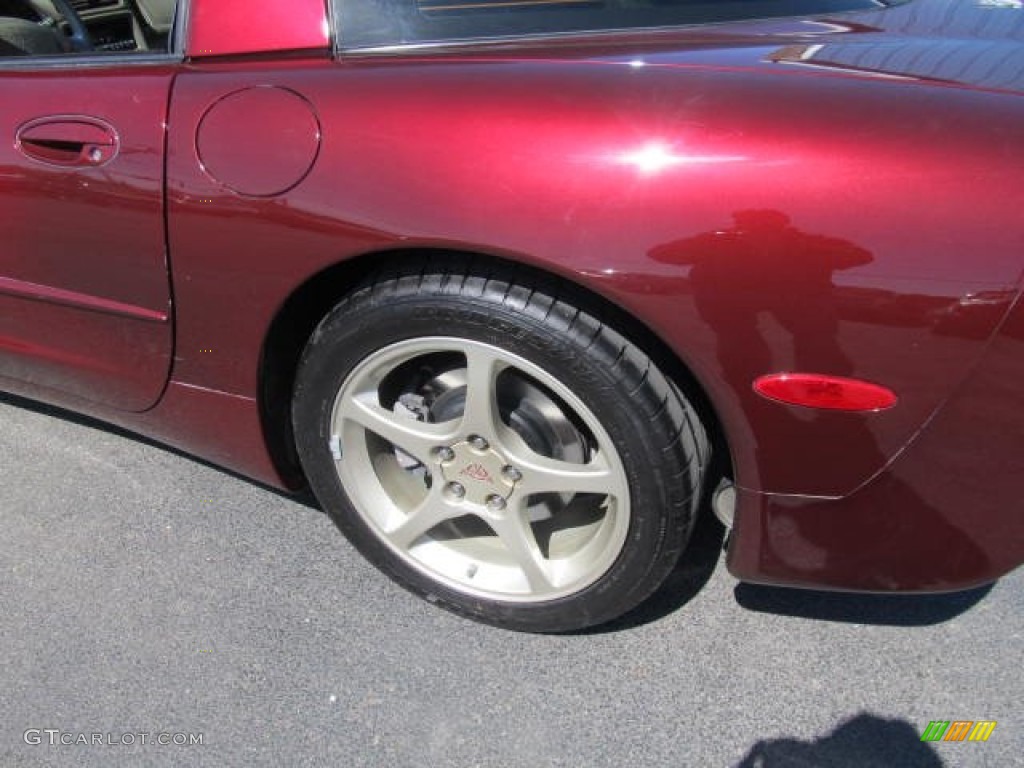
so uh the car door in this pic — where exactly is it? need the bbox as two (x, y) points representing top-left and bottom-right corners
(0, 4), (177, 412)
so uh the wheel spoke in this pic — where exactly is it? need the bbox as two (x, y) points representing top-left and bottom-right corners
(514, 450), (620, 498)
(491, 509), (553, 593)
(338, 395), (458, 466)
(460, 345), (506, 437)
(385, 487), (457, 550)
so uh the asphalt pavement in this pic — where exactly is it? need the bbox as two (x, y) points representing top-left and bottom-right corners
(1, 392), (1020, 767)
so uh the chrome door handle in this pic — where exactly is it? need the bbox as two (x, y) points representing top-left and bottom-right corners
(15, 115), (119, 168)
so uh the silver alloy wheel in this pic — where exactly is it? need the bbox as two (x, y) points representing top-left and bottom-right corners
(329, 337), (631, 602)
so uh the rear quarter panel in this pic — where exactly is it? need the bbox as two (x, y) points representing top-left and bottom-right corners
(165, 50), (1024, 497)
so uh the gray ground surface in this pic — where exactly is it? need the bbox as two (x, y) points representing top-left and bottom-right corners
(1, 393), (1020, 767)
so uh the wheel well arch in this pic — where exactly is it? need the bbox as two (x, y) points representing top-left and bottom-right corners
(258, 248), (732, 491)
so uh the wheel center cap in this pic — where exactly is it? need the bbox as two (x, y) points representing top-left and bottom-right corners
(441, 441), (516, 506)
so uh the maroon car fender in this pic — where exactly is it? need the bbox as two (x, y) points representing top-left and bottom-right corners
(729, 295), (1024, 592)
(165, 48), (1023, 501)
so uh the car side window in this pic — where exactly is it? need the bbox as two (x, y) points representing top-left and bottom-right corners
(0, 0), (178, 58)
(336, 0), (891, 50)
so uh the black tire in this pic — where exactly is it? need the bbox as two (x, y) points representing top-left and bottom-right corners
(292, 264), (709, 632)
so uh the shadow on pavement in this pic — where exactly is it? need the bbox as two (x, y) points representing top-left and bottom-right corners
(735, 712), (944, 768)
(0, 392), (321, 511)
(580, 504), (728, 634)
(734, 581), (993, 627)
(2, 391), (996, 633)
(575, 500), (993, 634)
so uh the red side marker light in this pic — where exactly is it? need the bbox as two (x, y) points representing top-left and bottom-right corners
(753, 373), (898, 412)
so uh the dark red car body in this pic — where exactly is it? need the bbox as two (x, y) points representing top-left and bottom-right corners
(2, 0), (1022, 597)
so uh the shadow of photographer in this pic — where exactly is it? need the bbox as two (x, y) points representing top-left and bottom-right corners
(736, 712), (945, 768)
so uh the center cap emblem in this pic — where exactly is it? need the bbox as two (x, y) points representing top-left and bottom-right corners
(459, 463), (492, 483)
(440, 440), (518, 506)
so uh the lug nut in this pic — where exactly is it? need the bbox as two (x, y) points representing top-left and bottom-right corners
(446, 482), (467, 500)
(434, 446), (455, 463)
(468, 435), (490, 451)
(502, 466), (523, 483)
(486, 494), (507, 512)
